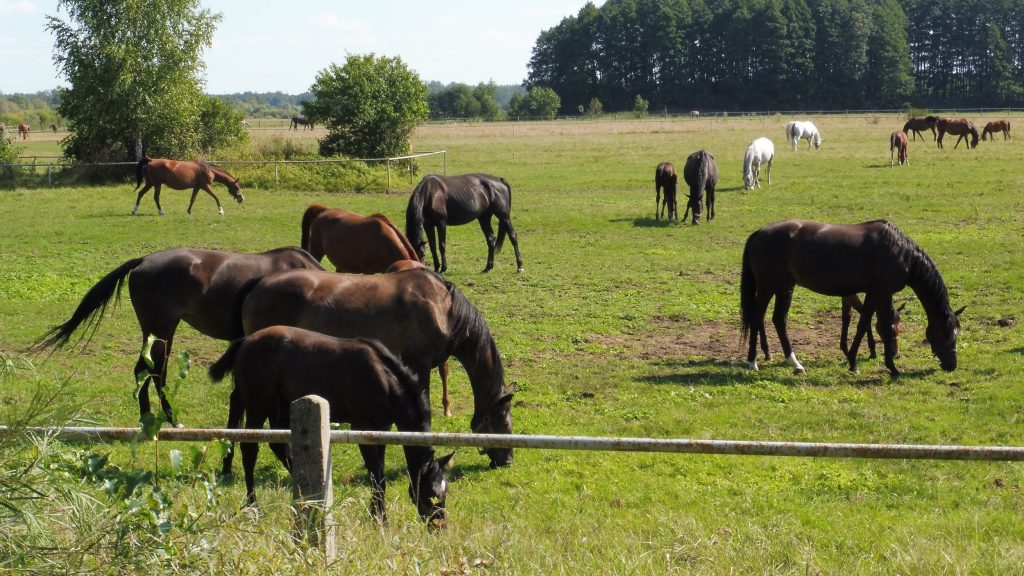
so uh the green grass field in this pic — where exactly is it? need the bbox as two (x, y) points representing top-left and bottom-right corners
(2, 114), (1023, 574)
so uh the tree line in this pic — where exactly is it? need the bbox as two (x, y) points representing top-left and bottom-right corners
(526, 0), (1024, 114)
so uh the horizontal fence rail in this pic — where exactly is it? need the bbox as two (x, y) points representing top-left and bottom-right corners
(5, 426), (1024, 462)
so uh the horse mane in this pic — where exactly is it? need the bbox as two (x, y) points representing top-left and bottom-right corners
(300, 204), (331, 251)
(876, 221), (954, 330)
(443, 275), (504, 387)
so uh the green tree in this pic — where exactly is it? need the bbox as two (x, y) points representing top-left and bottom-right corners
(524, 87), (562, 119)
(198, 96), (249, 152)
(47, 0), (223, 161)
(633, 94), (649, 117)
(303, 54), (428, 158)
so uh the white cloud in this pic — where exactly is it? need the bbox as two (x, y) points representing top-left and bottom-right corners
(0, 1), (38, 16)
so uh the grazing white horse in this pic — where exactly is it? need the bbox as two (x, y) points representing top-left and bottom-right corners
(786, 120), (822, 151)
(743, 137), (774, 190)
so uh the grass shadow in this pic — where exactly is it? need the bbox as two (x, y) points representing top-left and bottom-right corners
(614, 216), (679, 228)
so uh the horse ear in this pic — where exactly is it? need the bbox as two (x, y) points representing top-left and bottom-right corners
(503, 382), (517, 397)
(954, 305), (966, 317)
(896, 302), (907, 313)
(437, 451), (456, 471)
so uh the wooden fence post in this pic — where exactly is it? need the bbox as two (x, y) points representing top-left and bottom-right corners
(290, 395), (336, 562)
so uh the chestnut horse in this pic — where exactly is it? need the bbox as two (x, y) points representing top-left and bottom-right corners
(132, 158), (244, 215)
(936, 118), (979, 149)
(890, 131), (909, 166)
(902, 116), (938, 141)
(17, 123), (29, 140)
(209, 326), (453, 524)
(301, 205), (420, 273)
(228, 267), (516, 471)
(33, 247), (324, 425)
(741, 219), (964, 376)
(654, 162), (678, 220)
(981, 120), (1011, 141)
(682, 151), (719, 224)
(405, 173), (524, 273)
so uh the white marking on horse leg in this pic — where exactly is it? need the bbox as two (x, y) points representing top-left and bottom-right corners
(219, 206), (225, 215)
(158, 209), (165, 216)
(131, 204), (138, 215)
(748, 360), (759, 370)
(786, 352), (806, 374)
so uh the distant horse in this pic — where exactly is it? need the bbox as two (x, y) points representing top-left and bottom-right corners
(690, 111), (700, 118)
(301, 205), (420, 273)
(890, 131), (909, 166)
(290, 116), (313, 130)
(654, 162), (678, 220)
(32, 247), (325, 425)
(132, 157), (244, 215)
(209, 326), (454, 524)
(742, 138), (774, 190)
(740, 219), (964, 376)
(406, 173), (524, 273)
(981, 120), (1011, 141)
(786, 121), (822, 151)
(936, 118), (979, 149)
(17, 124), (29, 140)
(230, 267), (516, 471)
(682, 150), (719, 224)
(50, 124), (58, 133)
(902, 116), (939, 141)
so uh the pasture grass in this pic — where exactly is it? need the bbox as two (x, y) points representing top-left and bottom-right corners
(2, 114), (1024, 574)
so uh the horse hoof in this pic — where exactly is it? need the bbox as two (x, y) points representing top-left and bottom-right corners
(444, 408), (453, 418)
(218, 207), (225, 216)
(748, 361), (759, 370)
(158, 210), (165, 216)
(793, 367), (806, 375)
(517, 267), (524, 274)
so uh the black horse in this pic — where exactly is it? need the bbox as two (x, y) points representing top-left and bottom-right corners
(654, 162), (678, 221)
(740, 220), (964, 376)
(405, 173), (524, 273)
(290, 116), (313, 130)
(682, 150), (719, 224)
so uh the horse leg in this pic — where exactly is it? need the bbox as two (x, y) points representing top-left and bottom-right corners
(188, 188), (201, 215)
(439, 361), (451, 417)
(201, 185), (224, 215)
(425, 224), (441, 273)
(221, 384), (245, 476)
(152, 336), (178, 426)
(706, 188), (715, 221)
(241, 406), (269, 506)
(478, 217), (497, 273)
(132, 183), (153, 215)
(499, 216), (525, 273)
(437, 224), (449, 274)
(771, 285), (804, 374)
(358, 442), (388, 524)
(747, 292), (772, 369)
(133, 332), (177, 425)
(840, 299), (853, 356)
(655, 187), (661, 220)
(267, 404), (292, 471)
(153, 183), (165, 216)
(874, 298), (900, 377)
(846, 297), (876, 373)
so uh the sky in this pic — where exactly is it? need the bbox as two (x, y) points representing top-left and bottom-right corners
(0, 0), (590, 94)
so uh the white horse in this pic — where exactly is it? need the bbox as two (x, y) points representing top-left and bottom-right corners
(743, 137), (774, 190)
(786, 120), (822, 151)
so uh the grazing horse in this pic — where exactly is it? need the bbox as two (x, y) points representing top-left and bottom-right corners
(405, 173), (524, 273)
(902, 116), (939, 141)
(981, 120), (1011, 141)
(17, 124), (29, 140)
(654, 162), (678, 221)
(300, 205), (420, 273)
(786, 121), (822, 151)
(690, 110), (700, 118)
(208, 326), (454, 524)
(50, 124), (58, 133)
(33, 247), (325, 425)
(682, 150), (719, 224)
(290, 116), (313, 130)
(229, 267), (516, 471)
(890, 131), (909, 166)
(742, 138), (774, 190)
(132, 157), (244, 215)
(741, 219), (964, 376)
(936, 118), (979, 149)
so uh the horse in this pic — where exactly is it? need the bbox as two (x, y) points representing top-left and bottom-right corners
(50, 124), (58, 133)
(301, 205), (420, 273)
(981, 120), (1011, 141)
(132, 157), (244, 216)
(936, 118), (979, 149)
(405, 173), (524, 273)
(682, 150), (719, 224)
(742, 138), (774, 190)
(786, 121), (822, 151)
(227, 267), (516, 471)
(890, 131), (909, 167)
(32, 247), (325, 426)
(690, 110), (700, 118)
(290, 116), (313, 130)
(740, 220), (964, 376)
(654, 162), (678, 221)
(902, 116), (939, 141)
(208, 326), (454, 524)
(17, 124), (29, 140)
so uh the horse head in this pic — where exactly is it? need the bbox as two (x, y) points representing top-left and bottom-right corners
(409, 451), (454, 528)
(228, 179), (244, 204)
(813, 130), (822, 149)
(969, 126), (980, 148)
(926, 305), (964, 371)
(471, 383), (516, 468)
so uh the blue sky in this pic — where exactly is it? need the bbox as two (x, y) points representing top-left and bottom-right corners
(1, 0), (589, 94)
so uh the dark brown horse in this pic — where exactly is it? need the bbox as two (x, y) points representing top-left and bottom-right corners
(301, 205), (420, 273)
(33, 247), (324, 425)
(902, 116), (938, 141)
(17, 123), (29, 140)
(290, 116), (313, 130)
(981, 120), (1011, 141)
(50, 124), (58, 133)
(405, 173), (524, 273)
(936, 118), (979, 149)
(890, 131), (909, 167)
(209, 326), (453, 524)
(229, 267), (515, 470)
(740, 220), (964, 376)
(132, 158), (244, 215)
(654, 162), (678, 221)
(682, 151), (719, 224)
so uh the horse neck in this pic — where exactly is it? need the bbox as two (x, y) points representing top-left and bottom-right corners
(210, 167), (234, 185)
(446, 291), (506, 417)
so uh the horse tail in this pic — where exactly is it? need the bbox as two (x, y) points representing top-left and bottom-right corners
(134, 157), (151, 191)
(405, 178), (429, 253)
(300, 204), (330, 252)
(739, 236), (757, 344)
(208, 338), (245, 383)
(32, 257), (145, 352)
(495, 178), (512, 254)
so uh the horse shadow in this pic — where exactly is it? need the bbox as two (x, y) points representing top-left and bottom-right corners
(621, 217), (679, 228)
(638, 357), (936, 387)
